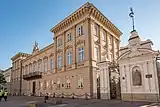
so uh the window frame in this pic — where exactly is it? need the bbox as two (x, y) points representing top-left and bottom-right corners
(58, 56), (62, 68)
(78, 47), (84, 62)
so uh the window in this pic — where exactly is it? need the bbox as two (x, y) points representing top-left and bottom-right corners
(78, 25), (83, 36)
(94, 24), (98, 36)
(65, 77), (71, 89)
(67, 51), (72, 65)
(132, 66), (142, 86)
(58, 56), (62, 68)
(25, 66), (28, 74)
(58, 39), (62, 46)
(94, 46), (99, 60)
(44, 59), (48, 72)
(29, 64), (32, 73)
(38, 61), (42, 72)
(67, 32), (72, 41)
(102, 30), (106, 41)
(109, 35), (112, 45)
(78, 74), (83, 88)
(33, 62), (36, 72)
(78, 47), (84, 62)
(50, 58), (54, 70)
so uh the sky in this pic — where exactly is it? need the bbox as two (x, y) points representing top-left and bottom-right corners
(0, 0), (160, 70)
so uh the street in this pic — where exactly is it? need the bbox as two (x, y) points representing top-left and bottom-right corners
(0, 96), (159, 107)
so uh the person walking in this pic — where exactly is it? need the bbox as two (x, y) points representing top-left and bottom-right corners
(3, 90), (8, 101)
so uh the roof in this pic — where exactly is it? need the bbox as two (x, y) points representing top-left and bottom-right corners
(11, 52), (30, 61)
(23, 43), (54, 62)
(50, 2), (122, 36)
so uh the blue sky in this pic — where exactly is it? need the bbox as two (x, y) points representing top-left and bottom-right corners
(0, 0), (160, 70)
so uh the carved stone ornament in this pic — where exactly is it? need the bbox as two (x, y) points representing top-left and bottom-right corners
(32, 41), (39, 53)
(56, 49), (62, 53)
(94, 39), (100, 45)
(65, 45), (73, 51)
(76, 40), (85, 46)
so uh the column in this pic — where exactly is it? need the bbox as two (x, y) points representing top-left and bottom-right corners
(72, 25), (77, 69)
(62, 32), (66, 71)
(54, 37), (57, 73)
(149, 61), (156, 92)
(112, 37), (115, 61)
(99, 26), (103, 61)
(93, 69), (97, 98)
(126, 65), (131, 93)
(143, 62), (149, 92)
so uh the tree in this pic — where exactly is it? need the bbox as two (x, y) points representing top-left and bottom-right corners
(0, 73), (6, 85)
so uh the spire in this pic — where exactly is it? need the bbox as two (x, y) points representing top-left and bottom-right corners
(129, 7), (136, 32)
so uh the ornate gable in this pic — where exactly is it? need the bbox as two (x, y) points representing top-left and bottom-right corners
(118, 30), (158, 61)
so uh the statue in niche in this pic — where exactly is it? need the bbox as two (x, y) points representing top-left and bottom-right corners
(32, 41), (39, 53)
(132, 67), (142, 86)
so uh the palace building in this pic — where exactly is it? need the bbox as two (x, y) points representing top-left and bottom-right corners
(10, 2), (122, 98)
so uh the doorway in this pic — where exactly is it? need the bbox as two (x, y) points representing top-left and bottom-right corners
(32, 82), (36, 96)
(97, 76), (101, 99)
(109, 66), (121, 99)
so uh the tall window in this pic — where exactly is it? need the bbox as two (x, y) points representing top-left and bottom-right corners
(94, 46), (99, 60)
(33, 62), (36, 72)
(67, 51), (72, 65)
(25, 66), (28, 74)
(29, 64), (32, 73)
(38, 61), (42, 72)
(58, 56), (62, 68)
(58, 39), (62, 46)
(78, 47), (84, 62)
(67, 32), (72, 41)
(50, 58), (54, 70)
(94, 24), (98, 36)
(78, 74), (83, 88)
(78, 25), (83, 36)
(102, 30), (106, 41)
(43, 59), (48, 72)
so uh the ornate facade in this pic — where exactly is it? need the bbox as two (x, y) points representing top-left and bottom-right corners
(117, 30), (160, 102)
(10, 2), (122, 98)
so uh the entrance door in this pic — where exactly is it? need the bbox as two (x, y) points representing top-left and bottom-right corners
(97, 76), (101, 99)
(32, 82), (36, 96)
(109, 67), (121, 99)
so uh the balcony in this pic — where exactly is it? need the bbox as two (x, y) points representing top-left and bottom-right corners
(23, 71), (42, 80)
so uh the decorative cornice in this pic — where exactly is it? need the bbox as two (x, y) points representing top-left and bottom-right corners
(76, 40), (85, 46)
(11, 52), (30, 61)
(50, 2), (122, 36)
(64, 45), (73, 51)
(56, 49), (63, 53)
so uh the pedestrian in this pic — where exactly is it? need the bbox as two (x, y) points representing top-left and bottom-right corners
(3, 90), (8, 101)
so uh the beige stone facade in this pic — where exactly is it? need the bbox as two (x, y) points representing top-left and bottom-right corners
(10, 2), (122, 98)
(11, 53), (30, 95)
(3, 67), (12, 94)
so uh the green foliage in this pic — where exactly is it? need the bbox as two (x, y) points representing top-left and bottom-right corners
(0, 73), (6, 85)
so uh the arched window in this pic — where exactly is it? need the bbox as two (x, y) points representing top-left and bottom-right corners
(132, 66), (142, 86)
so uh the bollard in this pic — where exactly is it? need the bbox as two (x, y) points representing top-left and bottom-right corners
(28, 101), (36, 107)
(85, 93), (88, 100)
